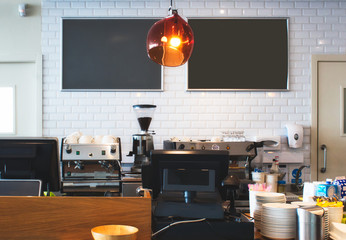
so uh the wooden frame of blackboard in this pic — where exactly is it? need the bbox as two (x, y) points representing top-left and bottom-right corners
(60, 17), (163, 92)
(186, 17), (289, 92)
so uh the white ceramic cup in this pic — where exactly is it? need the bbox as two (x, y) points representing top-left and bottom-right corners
(69, 131), (82, 139)
(78, 135), (93, 144)
(211, 136), (221, 142)
(65, 135), (78, 144)
(93, 135), (104, 144)
(102, 135), (116, 143)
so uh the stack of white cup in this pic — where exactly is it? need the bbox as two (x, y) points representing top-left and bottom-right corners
(64, 132), (116, 144)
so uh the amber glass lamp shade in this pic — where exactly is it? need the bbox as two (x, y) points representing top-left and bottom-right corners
(146, 11), (194, 67)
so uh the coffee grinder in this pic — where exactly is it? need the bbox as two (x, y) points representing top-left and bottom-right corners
(128, 104), (156, 173)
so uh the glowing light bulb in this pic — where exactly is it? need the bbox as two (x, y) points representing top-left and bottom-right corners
(146, 10), (194, 67)
(170, 37), (181, 47)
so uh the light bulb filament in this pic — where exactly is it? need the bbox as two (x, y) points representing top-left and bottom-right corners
(170, 37), (181, 47)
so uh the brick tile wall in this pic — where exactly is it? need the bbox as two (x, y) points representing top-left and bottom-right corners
(42, 1), (346, 178)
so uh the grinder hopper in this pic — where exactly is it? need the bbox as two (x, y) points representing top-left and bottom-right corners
(133, 104), (156, 133)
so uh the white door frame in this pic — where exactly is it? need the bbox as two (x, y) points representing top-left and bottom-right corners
(311, 54), (346, 180)
(0, 54), (42, 136)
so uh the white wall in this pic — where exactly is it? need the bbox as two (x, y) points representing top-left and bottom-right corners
(0, 0), (41, 55)
(0, 0), (42, 136)
(41, 0), (346, 176)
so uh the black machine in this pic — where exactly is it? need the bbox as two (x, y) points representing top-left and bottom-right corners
(163, 140), (260, 210)
(145, 150), (229, 219)
(128, 104), (156, 173)
(142, 149), (254, 240)
(148, 150), (229, 199)
(0, 138), (60, 195)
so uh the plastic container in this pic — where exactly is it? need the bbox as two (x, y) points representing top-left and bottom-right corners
(252, 172), (265, 183)
(278, 180), (286, 193)
(316, 179), (339, 198)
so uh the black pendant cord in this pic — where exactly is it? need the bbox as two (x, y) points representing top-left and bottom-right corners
(168, 0), (173, 14)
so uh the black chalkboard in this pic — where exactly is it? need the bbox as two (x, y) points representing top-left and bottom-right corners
(62, 18), (162, 91)
(188, 18), (289, 91)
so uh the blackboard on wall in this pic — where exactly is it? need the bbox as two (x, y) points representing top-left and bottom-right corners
(61, 18), (162, 91)
(187, 18), (289, 91)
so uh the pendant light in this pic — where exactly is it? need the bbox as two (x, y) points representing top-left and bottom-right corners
(146, 0), (194, 67)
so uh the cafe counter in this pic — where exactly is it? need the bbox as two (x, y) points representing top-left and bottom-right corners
(0, 196), (151, 240)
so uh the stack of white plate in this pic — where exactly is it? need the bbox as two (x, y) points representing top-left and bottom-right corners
(291, 201), (316, 207)
(261, 203), (298, 239)
(329, 222), (346, 240)
(253, 192), (286, 231)
(254, 209), (261, 229)
(324, 208), (330, 240)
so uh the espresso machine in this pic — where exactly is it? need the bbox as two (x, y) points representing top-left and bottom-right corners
(60, 137), (122, 195)
(128, 104), (156, 173)
(163, 139), (258, 211)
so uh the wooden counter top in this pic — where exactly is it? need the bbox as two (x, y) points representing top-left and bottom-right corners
(0, 196), (151, 240)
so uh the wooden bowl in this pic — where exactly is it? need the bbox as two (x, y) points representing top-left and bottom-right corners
(91, 225), (138, 240)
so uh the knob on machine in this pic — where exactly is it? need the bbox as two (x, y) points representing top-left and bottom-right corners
(129, 104), (157, 173)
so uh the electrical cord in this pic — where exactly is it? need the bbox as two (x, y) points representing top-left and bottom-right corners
(152, 218), (206, 238)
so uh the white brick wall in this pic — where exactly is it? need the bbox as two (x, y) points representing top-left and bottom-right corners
(42, 1), (346, 176)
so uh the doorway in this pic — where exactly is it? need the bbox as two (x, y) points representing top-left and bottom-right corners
(312, 54), (346, 180)
(0, 54), (42, 136)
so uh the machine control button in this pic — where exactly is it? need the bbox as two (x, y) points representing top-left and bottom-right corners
(88, 153), (93, 157)
(226, 146), (230, 150)
(67, 172), (71, 177)
(101, 150), (106, 155)
(178, 144), (185, 149)
(76, 151), (80, 155)
(201, 146), (206, 150)
(211, 144), (220, 150)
